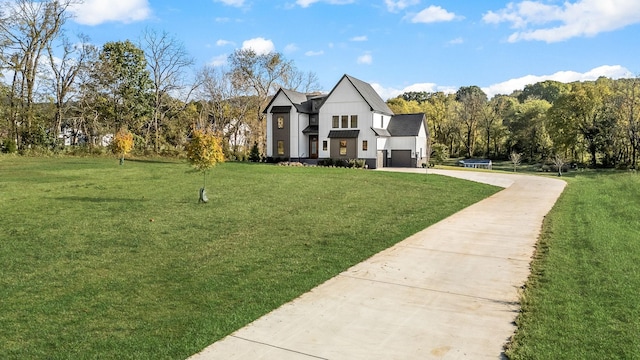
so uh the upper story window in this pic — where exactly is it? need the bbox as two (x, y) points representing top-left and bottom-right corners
(332, 116), (339, 128)
(350, 115), (358, 128)
(277, 117), (284, 129)
(341, 115), (348, 128)
(380, 115), (384, 128)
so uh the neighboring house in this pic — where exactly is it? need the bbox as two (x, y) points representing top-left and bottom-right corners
(263, 74), (429, 169)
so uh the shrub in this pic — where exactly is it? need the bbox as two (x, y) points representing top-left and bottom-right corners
(2, 138), (17, 154)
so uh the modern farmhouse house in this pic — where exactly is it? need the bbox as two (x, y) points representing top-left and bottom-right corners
(264, 74), (429, 169)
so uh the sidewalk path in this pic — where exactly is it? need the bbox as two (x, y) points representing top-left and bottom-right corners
(189, 169), (566, 360)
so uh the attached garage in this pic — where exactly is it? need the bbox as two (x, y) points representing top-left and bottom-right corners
(391, 150), (412, 167)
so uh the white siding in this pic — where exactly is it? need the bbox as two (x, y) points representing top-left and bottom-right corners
(319, 77), (377, 159)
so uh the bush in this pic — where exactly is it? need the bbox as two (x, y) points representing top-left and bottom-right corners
(2, 138), (17, 154)
(249, 142), (261, 162)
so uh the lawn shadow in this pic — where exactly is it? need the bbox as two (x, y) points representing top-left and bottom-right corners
(54, 196), (148, 203)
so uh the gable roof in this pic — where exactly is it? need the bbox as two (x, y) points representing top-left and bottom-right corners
(387, 113), (427, 137)
(326, 74), (394, 116)
(262, 88), (327, 114)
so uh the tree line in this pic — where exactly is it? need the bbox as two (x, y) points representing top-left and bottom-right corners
(0, 0), (318, 159)
(388, 77), (640, 169)
(1, 1), (637, 170)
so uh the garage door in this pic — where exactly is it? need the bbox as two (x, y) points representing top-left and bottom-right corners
(391, 150), (412, 167)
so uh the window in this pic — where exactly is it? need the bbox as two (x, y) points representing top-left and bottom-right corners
(380, 115), (384, 128)
(340, 140), (347, 155)
(332, 116), (339, 128)
(362, 140), (368, 151)
(322, 140), (327, 151)
(341, 115), (348, 128)
(277, 140), (285, 155)
(351, 115), (358, 128)
(277, 117), (284, 129)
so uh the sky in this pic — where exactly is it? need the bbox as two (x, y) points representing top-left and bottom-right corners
(65, 0), (640, 99)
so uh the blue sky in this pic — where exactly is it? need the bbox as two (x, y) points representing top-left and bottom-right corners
(66, 0), (639, 99)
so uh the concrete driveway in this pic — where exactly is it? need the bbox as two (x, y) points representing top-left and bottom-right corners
(189, 169), (566, 360)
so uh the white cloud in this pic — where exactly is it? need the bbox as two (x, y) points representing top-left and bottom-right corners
(241, 37), (275, 55)
(70, 0), (151, 25)
(296, 0), (355, 8)
(214, 0), (245, 7)
(305, 50), (324, 56)
(448, 37), (464, 45)
(284, 43), (299, 53)
(483, 0), (640, 42)
(357, 53), (373, 65)
(209, 54), (228, 67)
(350, 35), (368, 42)
(410, 5), (459, 24)
(482, 65), (633, 97)
(385, 0), (420, 13)
(216, 39), (234, 47)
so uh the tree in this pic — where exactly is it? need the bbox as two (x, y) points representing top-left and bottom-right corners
(0, 0), (74, 148)
(227, 49), (295, 151)
(47, 33), (96, 145)
(455, 86), (487, 157)
(548, 81), (614, 167)
(185, 128), (224, 203)
(141, 28), (195, 153)
(505, 99), (552, 162)
(510, 151), (522, 172)
(517, 80), (571, 103)
(93, 40), (152, 134)
(111, 129), (134, 164)
(551, 153), (567, 176)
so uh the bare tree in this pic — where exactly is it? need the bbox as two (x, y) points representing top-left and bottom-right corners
(228, 49), (294, 150)
(551, 153), (567, 176)
(0, 0), (75, 147)
(140, 28), (194, 153)
(47, 33), (95, 144)
(510, 151), (522, 172)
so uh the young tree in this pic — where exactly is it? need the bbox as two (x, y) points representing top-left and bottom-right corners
(185, 128), (224, 203)
(510, 151), (522, 172)
(111, 129), (134, 164)
(551, 153), (567, 176)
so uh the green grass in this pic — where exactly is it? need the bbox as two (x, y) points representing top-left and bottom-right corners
(507, 171), (640, 359)
(0, 157), (499, 359)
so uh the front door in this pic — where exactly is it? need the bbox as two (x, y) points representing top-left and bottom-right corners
(309, 135), (318, 159)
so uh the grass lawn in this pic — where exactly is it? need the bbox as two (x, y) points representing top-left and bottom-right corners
(507, 171), (640, 359)
(0, 156), (499, 359)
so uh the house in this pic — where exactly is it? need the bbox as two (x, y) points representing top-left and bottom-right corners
(263, 74), (429, 169)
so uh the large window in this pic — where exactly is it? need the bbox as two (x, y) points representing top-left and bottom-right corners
(341, 115), (348, 128)
(332, 116), (339, 128)
(277, 117), (284, 129)
(362, 140), (368, 151)
(340, 140), (347, 155)
(277, 140), (285, 155)
(351, 115), (358, 128)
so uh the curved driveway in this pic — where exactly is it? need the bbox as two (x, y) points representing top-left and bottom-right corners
(189, 169), (566, 360)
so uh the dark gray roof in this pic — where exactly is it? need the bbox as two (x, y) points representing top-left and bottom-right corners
(387, 113), (427, 136)
(325, 74), (394, 116)
(262, 88), (311, 114)
(302, 125), (318, 135)
(328, 130), (360, 138)
(371, 127), (391, 137)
